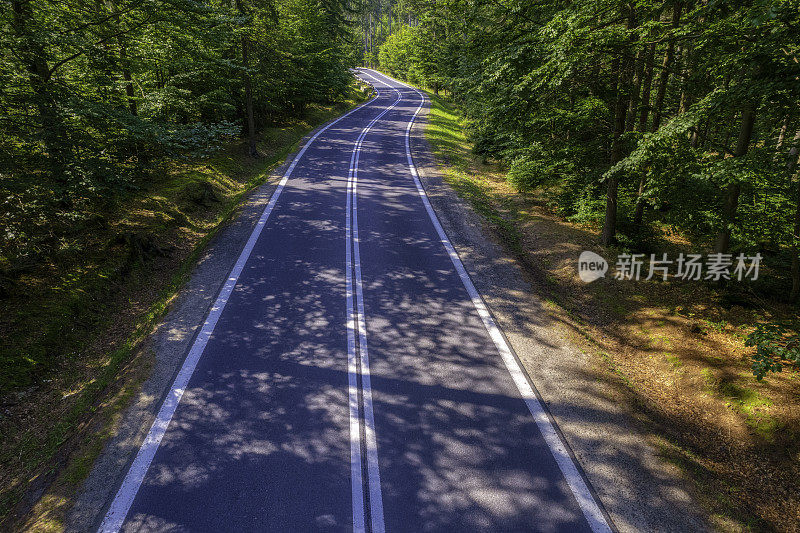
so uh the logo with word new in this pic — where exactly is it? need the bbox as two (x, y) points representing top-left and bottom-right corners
(578, 251), (608, 283)
(576, 250), (762, 282)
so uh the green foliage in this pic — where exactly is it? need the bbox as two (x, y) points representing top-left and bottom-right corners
(0, 0), (360, 399)
(365, 0), (800, 308)
(507, 157), (545, 191)
(0, 0), (355, 273)
(378, 25), (414, 79)
(506, 153), (563, 192)
(746, 322), (800, 380)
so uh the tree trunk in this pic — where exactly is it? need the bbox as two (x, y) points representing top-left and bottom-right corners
(791, 174), (800, 301)
(119, 40), (137, 115)
(678, 44), (693, 116)
(637, 42), (656, 132)
(241, 35), (257, 157)
(630, 43), (657, 226)
(651, 3), (682, 132)
(787, 129), (800, 174)
(632, 179), (647, 226)
(234, 0), (257, 157)
(713, 183), (740, 254)
(625, 45), (646, 131)
(601, 50), (634, 245)
(786, 129), (800, 199)
(708, 75), (731, 150)
(632, 5), (681, 227)
(368, 13), (373, 68)
(713, 104), (757, 253)
(11, 0), (70, 176)
(790, 132), (800, 300)
(364, 17), (369, 66)
(678, 43), (696, 145)
(110, 0), (137, 117)
(691, 116), (707, 148)
(776, 115), (789, 153)
(678, 41), (701, 148)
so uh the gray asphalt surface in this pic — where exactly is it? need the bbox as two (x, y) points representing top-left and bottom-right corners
(100, 69), (608, 532)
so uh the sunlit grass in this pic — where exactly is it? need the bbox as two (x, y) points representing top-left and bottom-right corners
(425, 93), (525, 257)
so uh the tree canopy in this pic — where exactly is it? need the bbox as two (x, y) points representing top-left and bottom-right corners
(1, 0), (360, 271)
(362, 0), (800, 307)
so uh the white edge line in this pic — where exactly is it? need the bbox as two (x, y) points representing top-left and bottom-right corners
(365, 68), (614, 533)
(346, 70), (400, 533)
(98, 84), (379, 533)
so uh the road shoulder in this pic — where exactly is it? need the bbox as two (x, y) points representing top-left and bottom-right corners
(409, 101), (712, 532)
(64, 107), (367, 532)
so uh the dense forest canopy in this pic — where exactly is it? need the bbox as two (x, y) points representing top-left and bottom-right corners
(361, 0), (800, 307)
(0, 0), (361, 275)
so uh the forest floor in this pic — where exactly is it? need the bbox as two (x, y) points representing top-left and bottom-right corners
(0, 84), (370, 531)
(422, 91), (800, 532)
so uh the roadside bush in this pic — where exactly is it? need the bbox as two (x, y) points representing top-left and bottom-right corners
(566, 191), (605, 226)
(507, 157), (548, 191)
(746, 322), (800, 380)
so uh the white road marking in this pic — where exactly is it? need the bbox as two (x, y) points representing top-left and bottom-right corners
(346, 70), (400, 533)
(98, 88), (379, 533)
(364, 68), (614, 533)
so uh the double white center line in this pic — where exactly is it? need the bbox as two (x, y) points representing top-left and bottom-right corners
(346, 74), (400, 533)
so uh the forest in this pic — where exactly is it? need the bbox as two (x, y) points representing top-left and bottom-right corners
(0, 0), (367, 387)
(1, 1), (366, 523)
(4, 0), (799, 385)
(367, 0), (800, 377)
(1, 0), (356, 260)
(373, 0), (800, 288)
(364, 2), (800, 527)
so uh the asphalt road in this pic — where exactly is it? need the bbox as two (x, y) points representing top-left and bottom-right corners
(98, 69), (613, 533)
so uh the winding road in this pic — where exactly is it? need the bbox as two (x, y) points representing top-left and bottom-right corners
(97, 69), (613, 533)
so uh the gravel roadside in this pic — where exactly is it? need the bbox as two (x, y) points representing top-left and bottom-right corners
(408, 101), (713, 532)
(65, 121), (335, 532)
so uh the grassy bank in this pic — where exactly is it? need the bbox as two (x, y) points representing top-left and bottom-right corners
(422, 90), (799, 532)
(0, 82), (370, 531)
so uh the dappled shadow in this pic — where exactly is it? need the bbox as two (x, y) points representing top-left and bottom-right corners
(407, 86), (798, 529)
(351, 90), (594, 531)
(113, 83), (599, 532)
(114, 92), (396, 532)
(79, 75), (749, 533)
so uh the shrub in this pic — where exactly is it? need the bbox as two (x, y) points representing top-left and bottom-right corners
(746, 322), (800, 380)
